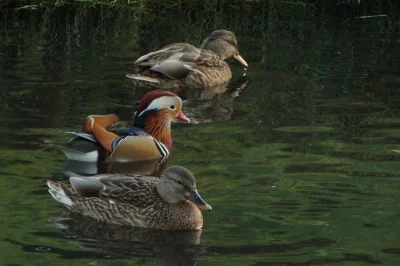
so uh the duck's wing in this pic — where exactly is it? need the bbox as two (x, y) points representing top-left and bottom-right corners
(51, 128), (152, 162)
(66, 132), (98, 143)
(106, 120), (132, 133)
(149, 58), (205, 80)
(149, 48), (228, 80)
(131, 43), (225, 81)
(65, 172), (159, 207)
(145, 47), (211, 80)
(112, 126), (149, 136)
(135, 43), (198, 67)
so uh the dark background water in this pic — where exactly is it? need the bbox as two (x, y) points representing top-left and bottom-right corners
(1, 0), (400, 265)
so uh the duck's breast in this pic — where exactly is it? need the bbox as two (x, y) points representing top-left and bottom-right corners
(162, 201), (203, 230)
(185, 62), (232, 89)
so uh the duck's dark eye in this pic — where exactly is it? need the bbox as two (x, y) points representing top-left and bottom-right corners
(169, 105), (176, 110)
(177, 180), (184, 185)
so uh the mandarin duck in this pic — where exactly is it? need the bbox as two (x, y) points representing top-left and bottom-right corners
(126, 30), (248, 89)
(53, 90), (189, 163)
(109, 76), (249, 128)
(47, 166), (212, 230)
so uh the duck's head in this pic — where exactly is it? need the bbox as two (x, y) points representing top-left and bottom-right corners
(133, 90), (190, 128)
(156, 166), (212, 211)
(200, 29), (248, 67)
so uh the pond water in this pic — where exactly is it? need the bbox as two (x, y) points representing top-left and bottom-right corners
(1, 1), (400, 265)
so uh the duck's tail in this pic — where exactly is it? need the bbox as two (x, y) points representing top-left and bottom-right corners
(47, 181), (73, 207)
(126, 74), (160, 83)
(45, 137), (101, 163)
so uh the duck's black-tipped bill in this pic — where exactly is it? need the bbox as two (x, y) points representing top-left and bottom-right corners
(189, 189), (212, 211)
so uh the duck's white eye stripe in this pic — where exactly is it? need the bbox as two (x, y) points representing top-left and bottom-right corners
(139, 96), (179, 117)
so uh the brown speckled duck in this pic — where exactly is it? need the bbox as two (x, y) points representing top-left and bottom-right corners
(126, 30), (248, 89)
(47, 166), (212, 230)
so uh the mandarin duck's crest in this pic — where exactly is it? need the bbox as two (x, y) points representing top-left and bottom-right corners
(133, 90), (189, 127)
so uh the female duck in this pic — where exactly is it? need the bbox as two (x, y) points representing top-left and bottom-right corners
(126, 30), (248, 89)
(47, 166), (212, 230)
(56, 90), (190, 163)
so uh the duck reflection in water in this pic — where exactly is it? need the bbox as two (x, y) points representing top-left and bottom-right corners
(48, 213), (205, 266)
(172, 76), (249, 124)
(115, 76), (249, 129)
(61, 156), (169, 176)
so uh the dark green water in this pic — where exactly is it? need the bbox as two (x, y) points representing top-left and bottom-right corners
(1, 1), (400, 265)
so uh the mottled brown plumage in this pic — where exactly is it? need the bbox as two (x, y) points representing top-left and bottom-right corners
(47, 166), (211, 230)
(126, 30), (248, 89)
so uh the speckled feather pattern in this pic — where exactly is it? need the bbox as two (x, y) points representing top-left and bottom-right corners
(129, 30), (243, 89)
(135, 49), (231, 89)
(53, 175), (203, 230)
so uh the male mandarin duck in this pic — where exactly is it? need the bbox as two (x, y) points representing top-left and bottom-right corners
(126, 30), (248, 89)
(47, 166), (212, 230)
(55, 90), (189, 163)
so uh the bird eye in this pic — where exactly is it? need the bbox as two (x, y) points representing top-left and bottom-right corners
(177, 180), (184, 185)
(169, 105), (176, 110)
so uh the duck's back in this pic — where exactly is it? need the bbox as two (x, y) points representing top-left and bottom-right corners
(135, 43), (199, 67)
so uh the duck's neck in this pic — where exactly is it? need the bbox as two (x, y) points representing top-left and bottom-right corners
(201, 41), (226, 60)
(143, 113), (173, 152)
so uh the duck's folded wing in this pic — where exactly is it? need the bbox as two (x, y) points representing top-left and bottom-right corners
(135, 43), (198, 67)
(66, 173), (159, 207)
(106, 121), (132, 133)
(149, 49), (226, 80)
(66, 132), (98, 143)
(113, 126), (149, 136)
(150, 60), (204, 80)
(99, 177), (159, 206)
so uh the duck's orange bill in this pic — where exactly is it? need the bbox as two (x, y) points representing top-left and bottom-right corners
(234, 54), (248, 68)
(189, 189), (212, 211)
(177, 111), (190, 123)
